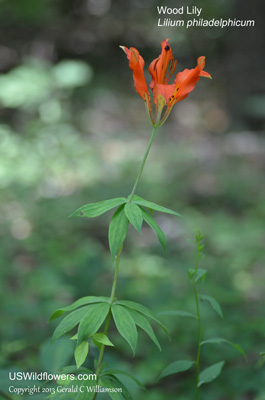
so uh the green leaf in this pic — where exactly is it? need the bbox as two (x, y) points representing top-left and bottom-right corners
(198, 361), (225, 387)
(70, 334), (78, 340)
(127, 309), (161, 351)
(108, 205), (129, 260)
(115, 300), (169, 337)
(99, 376), (127, 400)
(188, 268), (207, 283)
(59, 365), (94, 375)
(76, 382), (97, 400)
(55, 366), (95, 387)
(92, 333), (114, 347)
(195, 230), (204, 242)
(111, 304), (138, 356)
(101, 369), (145, 390)
(260, 352), (265, 357)
(49, 296), (110, 321)
(74, 341), (89, 369)
(133, 195), (182, 217)
(159, 360), (195, 380)
(70, 197), (127, 218)
(52, 306), (91, 342)
(201, 338), (247, 360)
(77, 303), (110, 345)
(124, 202), (143, 234)
(199, 294), (223, 319)
(141, 208), (166, 251)
(103, 375), (134, 400)
(157, 310), (197, 319)
(55, 375), (78, 387)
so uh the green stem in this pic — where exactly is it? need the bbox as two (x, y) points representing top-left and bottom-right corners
(92, 245), (123, 400)
(194, 245), (201, 400)
(93, 122), (160, 399)
(128, 125), (158, 202)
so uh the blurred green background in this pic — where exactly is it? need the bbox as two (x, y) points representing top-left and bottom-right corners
(0, 0), (265, 399)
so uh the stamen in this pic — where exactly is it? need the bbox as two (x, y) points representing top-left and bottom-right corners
(170, 60), (177, 80)
(152, 59), (159, 82)
(165, 59), (174, 83)
(153, 59), (159, 71)
(165, 59), (177, 83)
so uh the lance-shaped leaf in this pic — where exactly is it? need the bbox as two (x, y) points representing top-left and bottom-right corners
(57, 366), (96, 391)
(132, 195), (182, 217)
(70, 334), (78, 340)
(157, 310), (197, 319)
(76, 381), (97, 400)
(199, 294), (223, 319)
(188, 268), (207, 283)
(70, 197), (127, 218)
(198, 361), (225, 387)
(99, 375), (130, 400)
(101, 369), (145, 390)
(74, 341), (89, 369)
(201, 338), (247, 360)
(141, 208), (166, 251)
(159, 360), (195, 380)
(108, 205), (129, 260)
(115, 300), (169, 337)
(92, 333), (114, 347)
(49, 296), (110, 321)
(52, 305), (91, 342)
(127, 309), (161, 351)
(77, 302), (110, 345)
(111, 304), (138, 356)
(59, 365), (94, 374)
(124, 202), (143, 234)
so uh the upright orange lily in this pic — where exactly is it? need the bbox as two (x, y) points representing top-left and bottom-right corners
(120, 39), (211, 127)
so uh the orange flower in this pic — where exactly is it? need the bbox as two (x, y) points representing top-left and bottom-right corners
(120, 39), (211, 126)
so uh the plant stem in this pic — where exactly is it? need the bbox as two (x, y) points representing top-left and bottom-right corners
(93, 123), (160, 398)
(194, 244), (201, 400)
(128, 125), (158, 202)
(92, 245), (123, 400)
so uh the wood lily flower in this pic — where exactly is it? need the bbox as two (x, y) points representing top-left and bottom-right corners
(120, 39), (211, 127)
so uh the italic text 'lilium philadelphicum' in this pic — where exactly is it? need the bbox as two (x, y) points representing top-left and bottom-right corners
(120, 39), (212, 127)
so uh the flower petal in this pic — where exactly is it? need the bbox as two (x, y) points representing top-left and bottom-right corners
(199, 70), (212, 79)
(155, 83), (175, 104)
(148, 39), (174, 90)
(171, 56), (211, 102)
(120, 45), (149, 101)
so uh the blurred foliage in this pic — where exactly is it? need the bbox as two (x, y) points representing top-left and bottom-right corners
(0, 0), (265, 400)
